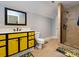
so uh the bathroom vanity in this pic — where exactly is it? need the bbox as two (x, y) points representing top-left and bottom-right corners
(0, 31), (35, 57)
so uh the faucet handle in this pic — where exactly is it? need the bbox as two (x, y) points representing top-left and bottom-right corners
(19, 29), (21, 31)
(13, 28), (16, 31)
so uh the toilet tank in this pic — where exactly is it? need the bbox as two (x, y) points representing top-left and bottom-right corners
(35, 32), (40, 38)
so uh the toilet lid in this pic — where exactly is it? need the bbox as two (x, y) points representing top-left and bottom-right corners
(36, 38), (44, 44)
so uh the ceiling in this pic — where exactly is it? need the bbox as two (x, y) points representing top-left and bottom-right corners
(61, 1), (79, 9)
(0, 1), (56, 19)
(0, 1), (79, 19)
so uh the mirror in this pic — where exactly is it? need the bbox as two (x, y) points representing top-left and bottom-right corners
(5, 7), (27, 25)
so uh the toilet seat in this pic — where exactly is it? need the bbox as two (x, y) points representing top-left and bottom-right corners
(36, 38), (44, 44)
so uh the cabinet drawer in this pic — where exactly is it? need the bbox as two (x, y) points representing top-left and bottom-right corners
(0, 47), (6, 57)
(0, 35), (6, 40)
(28, 36), (34, 40)
(31, 32), (35, 35)
(8, 33), (27, 39)
(8, 34), (18, 39)
(18, 33), (27, 37)
(8, 39), (18, 55)
(0, 41), (6, 46)
(28, 40), (34, 48)
(28, 32), (35, 36)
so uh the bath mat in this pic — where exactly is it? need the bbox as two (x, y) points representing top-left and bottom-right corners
(56, 47), (79, 57)
(20, 52), (34, 57)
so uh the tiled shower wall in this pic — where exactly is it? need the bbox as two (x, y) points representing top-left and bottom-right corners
(64, 5), (79, 49)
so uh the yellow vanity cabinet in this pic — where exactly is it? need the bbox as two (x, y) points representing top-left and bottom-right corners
(20, 37), (27, 51)
(0, 32), (35, 57)
(8, 39), (18, 55)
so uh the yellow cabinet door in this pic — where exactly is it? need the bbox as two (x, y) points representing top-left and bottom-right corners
(20, 37), (27, 51)
(0, 47), (6, 57)
(28, 40), (34, 48)
(8, 39), (18, 55)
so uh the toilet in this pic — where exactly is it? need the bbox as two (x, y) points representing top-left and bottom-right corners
(35, 32), (45, 48)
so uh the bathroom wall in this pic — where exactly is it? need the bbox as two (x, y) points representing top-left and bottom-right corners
(28, 13), (52, 38)
(52, 17), (57, 36)
(0, 1), (56, 38)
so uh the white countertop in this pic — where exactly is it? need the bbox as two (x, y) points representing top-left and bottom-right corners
(0, 30), (34, 34)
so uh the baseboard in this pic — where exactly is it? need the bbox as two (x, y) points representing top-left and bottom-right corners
(44, 36), (58, 41)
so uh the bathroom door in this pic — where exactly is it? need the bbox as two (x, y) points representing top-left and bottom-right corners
(60, 4), (67, 43)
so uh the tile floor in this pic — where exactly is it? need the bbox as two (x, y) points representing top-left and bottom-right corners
(32, 39), (66, 57)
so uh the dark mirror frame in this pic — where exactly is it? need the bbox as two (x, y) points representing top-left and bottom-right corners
(5, 7), (27, 26)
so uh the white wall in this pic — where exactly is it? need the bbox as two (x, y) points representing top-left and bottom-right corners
(0, 1), (55, 38)
(28, 13), (52, 38)
(52, 17), (57, 36)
